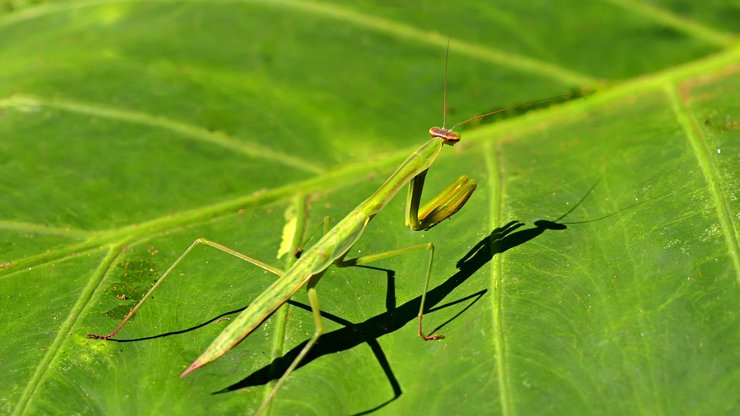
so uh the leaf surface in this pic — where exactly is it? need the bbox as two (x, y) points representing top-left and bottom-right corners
(0, 1), (737, 415)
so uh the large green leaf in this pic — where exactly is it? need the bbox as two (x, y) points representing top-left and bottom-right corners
(1, 1), (737, 415)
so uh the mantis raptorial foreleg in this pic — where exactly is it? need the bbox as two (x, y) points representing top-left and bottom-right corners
(406, 169), (476, 231)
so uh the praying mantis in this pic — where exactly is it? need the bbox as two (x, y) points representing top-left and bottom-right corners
(87, 43), (518, 414)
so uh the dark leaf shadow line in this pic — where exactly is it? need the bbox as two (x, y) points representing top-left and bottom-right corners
(108, 309), (243, 342)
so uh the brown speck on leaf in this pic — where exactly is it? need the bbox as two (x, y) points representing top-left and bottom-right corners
(148, 246), (159, 256)
(0, 262), (13, 269)
(677, 83), (691, 102)
(116, 294), (128, 300)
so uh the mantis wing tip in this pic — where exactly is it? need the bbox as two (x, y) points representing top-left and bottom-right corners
(180, 359), (206, 378)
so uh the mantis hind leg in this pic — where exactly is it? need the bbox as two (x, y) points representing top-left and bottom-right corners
(336, 243), (441, 340)
(257, 274), (325, 415)
(86, 238), (284, 340)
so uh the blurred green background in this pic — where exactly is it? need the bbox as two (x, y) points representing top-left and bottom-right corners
(1, 1), (738, 415)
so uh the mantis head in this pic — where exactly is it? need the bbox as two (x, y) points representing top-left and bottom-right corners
(428, 126), (460, 145)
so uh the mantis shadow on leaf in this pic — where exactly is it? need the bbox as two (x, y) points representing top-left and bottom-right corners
(214, 217), (570, 415)
(215, 177), (644, 414)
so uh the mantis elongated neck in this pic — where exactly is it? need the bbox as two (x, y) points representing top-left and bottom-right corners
(360, 138), (444, 216)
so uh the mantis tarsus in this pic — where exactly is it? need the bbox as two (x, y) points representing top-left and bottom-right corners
(87, 43), (523, 414)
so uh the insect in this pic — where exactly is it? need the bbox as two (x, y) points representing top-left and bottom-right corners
(88, 41), (525, 414)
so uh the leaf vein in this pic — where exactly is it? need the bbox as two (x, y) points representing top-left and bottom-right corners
(11, 245), (123, 416)
(604, 0), (737, 47)
(664, 83), (740, 283)
(0, 94), (324, 174)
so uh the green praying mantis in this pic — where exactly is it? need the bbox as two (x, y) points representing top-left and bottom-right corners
(87, 43), (524, 414)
